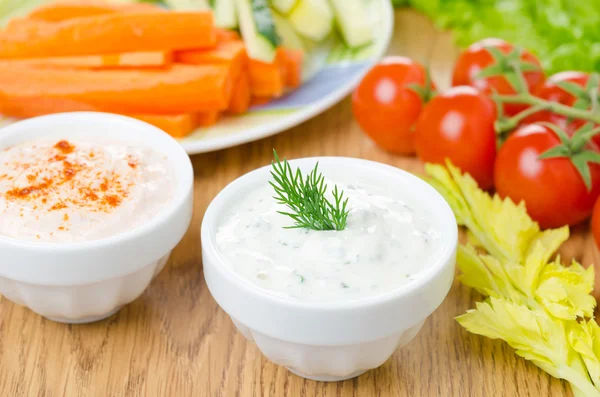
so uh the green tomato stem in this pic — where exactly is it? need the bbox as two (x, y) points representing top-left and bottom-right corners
(495, 104), (548, 133)
(510, 60), (529, 94)
(495, 94), (600, 124)
(590, 87), (599, 113)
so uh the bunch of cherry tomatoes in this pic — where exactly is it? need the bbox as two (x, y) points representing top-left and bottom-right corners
(353, 38), (600, 237)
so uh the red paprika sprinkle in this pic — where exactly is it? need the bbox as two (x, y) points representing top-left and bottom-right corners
(3, 141), (132, 216)
(54, 140), (75, 154)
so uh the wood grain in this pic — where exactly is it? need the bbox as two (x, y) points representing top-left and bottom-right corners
(0, 10), (584, 397)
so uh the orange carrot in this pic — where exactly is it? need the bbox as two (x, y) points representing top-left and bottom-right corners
(216, 28), (241, 42)
(1, 51), (171, 69)
(26, 0), (163, 22)
(195, 111), (220, 127)
(281, 48), (304, 88)
(134, 113), (216, 138)
(0, 95), (95, 118)
(0, 12), (216, 59)
(248, 50), (286, 98)
(0, 63), (233, 114)
(176, 40), (246, 83)
(228, 73), (251, 114)
(0, 94), (213, 139)
(250, 96), (272, 107)
(138, 112), (219, 136)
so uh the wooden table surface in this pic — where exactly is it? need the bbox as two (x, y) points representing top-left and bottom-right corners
(1, 10), (593, 397)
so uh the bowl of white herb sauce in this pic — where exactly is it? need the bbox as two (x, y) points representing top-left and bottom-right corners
(202, 155), (457, 381)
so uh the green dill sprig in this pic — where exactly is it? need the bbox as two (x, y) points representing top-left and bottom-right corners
(270, 150), (349, 231)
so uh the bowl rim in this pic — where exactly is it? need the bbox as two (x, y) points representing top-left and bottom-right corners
(0, 112), (193, 252)
(201, 156), (458, 311)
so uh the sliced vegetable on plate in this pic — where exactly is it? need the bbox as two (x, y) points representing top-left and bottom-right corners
(164, 0), (210, 10)
(272, 11), (306, 53)
(269, 0), (296, 14)
(0, 63), (234, 114)
(0, 50), (172, 69)
(210, 0), (237, 28)
(228, 73), (252, 114)
(25, 0), (162, 21)
(236, 0), (280, 63)
(328, 0), (372, 48)
(0, 0), (393, 154)
(1, 12), (216, 58)
(288, 0), (333, 42)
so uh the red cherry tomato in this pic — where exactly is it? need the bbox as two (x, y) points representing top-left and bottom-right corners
(452, 38), (545, 116)
(592, 198), (600, 249)
(524, 71), (600, 142)
(414, 86), (497, 190)
(353, 56), (433, 154)
(495, 123), (600, 229)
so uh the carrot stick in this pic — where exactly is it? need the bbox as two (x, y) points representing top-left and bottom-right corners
(0, 94), (213, 139)
(0, 12), (216, 59)
(26, 1), (163, 22)
(250, 96), (272, 107)
(0, 95), (95, 117)
(1, 51), (172, 69)
(248, 50), (286, 98)
(0, 63), (233, 114)
(228, 73), (251, 114)
(195, 111), (220, 127)
(281, 48), (303, 88)
(176, 40), (246, 83)
(134, 113), (214, 138)
(216, 28), (241, 42)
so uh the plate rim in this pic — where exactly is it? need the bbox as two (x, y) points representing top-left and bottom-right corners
(181, 0), (395, 155)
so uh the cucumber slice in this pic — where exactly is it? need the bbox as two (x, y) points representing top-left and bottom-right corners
(165, 0), (210, 10)
(288, 0), (333, 42)
(272, 12), (306, 53)
(328, 0), (372, 48)
(210, 0), (238, 28)
(269, 0), (296, 14)
(236, 0), (280, 62)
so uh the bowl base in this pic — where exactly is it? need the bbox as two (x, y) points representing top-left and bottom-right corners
(287, 368), (368, 382)
(44, 306), (123, 324)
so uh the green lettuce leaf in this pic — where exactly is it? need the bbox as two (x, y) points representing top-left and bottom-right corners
(404, 0), (600, 75)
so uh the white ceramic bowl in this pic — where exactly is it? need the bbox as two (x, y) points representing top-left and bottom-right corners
(202, 157), (457, 381)
(0, 112), (194, 323)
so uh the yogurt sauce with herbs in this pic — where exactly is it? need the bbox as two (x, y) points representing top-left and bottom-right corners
(216, 181), (442, 302)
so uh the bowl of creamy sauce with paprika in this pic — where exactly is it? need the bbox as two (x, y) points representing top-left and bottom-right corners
(0, 112), (193, 323)
(0, 138), (173, 243)
(202, 157), (457, 381)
